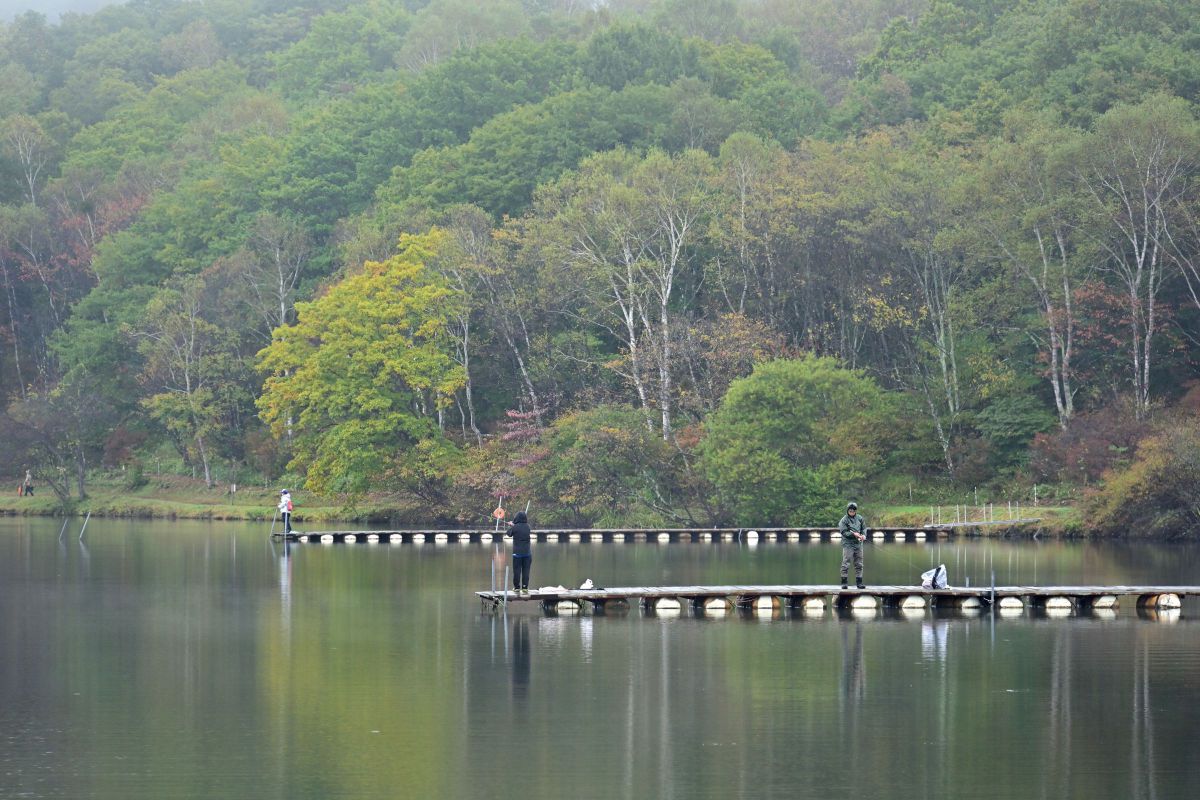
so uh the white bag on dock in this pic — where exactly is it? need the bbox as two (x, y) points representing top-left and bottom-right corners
(921, 565), (948, 589)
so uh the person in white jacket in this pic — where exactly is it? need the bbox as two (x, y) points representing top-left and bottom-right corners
(278, 490), (294, 534)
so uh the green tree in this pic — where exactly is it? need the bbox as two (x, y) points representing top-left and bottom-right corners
(962, 112), (1087, 429)
(384, 84), (679, 218)
(134, 276), (246, 488)
(1072, 95), (1200, 416)
(532, 147), (714, 439)
(578, 22), (694, 90)
(257, 229), (465, 497)
(273, 1), (412, 99)
(397, 0), (532, 72)
(522, 404), (679, 526)
(700, 356), (892, 525)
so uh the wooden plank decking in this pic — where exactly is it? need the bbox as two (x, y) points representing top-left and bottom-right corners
(475, 584), (1198, 613)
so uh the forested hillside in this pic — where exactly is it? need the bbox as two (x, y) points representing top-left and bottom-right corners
(3, 0), (1199, 534)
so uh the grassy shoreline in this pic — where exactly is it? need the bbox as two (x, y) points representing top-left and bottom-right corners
(0, 475), (388, 523)
(0, 476), (1081, 535)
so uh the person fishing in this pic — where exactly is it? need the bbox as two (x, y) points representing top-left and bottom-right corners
(504, 511), (533, 594)
(839, 501), (867, 589)
(278, 489), (293, 534)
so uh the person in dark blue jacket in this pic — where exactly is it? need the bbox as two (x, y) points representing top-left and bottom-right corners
(505, 511), (533, 593)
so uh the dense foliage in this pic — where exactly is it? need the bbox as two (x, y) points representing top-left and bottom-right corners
(2, 0), (1199, 530)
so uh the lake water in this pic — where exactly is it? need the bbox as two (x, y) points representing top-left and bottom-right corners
(1, 518), (1197, 799)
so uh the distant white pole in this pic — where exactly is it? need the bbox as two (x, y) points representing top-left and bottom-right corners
(78, 511), (91, 541)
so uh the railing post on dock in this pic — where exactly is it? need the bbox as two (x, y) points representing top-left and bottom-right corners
(503, 566), (510, 605)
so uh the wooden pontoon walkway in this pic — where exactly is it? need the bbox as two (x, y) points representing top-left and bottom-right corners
(273, 523), (1038, 544)
(475, 584), (1198, 613)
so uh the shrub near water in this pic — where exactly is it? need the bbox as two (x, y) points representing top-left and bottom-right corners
(699, 356), (892, 525)
(1088, 423), (1200, 539)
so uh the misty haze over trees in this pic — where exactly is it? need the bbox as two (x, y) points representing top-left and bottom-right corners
(0, 1), (118, 22)
(2, 0), (1199, 536)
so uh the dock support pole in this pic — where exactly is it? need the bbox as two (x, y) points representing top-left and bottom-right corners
(503, 566), (510, 605)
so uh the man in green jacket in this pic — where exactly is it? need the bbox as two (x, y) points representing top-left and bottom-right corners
(839, 502), (867, 589)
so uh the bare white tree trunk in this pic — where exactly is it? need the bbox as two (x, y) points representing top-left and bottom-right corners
(1076, 104), (1196, 417)
(0, 257), (26, 398)
(2, 115), (51, 207)
(991, 222), (1080, 428)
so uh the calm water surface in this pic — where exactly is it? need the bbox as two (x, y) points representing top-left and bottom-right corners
(1, 518), (1198, 799)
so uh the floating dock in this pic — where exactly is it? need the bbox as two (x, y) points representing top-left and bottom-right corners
(271, 524), (1017, 545)
(475, 584), (1197, 615)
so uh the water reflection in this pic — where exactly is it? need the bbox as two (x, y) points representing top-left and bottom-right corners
(840, 621), (867, 704)
(275, 539), (292, 637)
(2, 520), (1199, 800)
(511, 617), (530, 701)
(1130, 637), (1160, 800)
(921, 620), (949, 663)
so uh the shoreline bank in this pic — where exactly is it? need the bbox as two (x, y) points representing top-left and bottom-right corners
(0, 485), (1080, 536)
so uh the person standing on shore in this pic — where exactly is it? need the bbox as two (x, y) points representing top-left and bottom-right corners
(278, 489), (293, 534)
(505, 511), (533, 593)
(22, 470), (33, 497)
(839, 502), (867, 589)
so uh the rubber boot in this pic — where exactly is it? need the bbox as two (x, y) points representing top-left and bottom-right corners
(841, 579), (848, 589)
(856, 579), (866, 589)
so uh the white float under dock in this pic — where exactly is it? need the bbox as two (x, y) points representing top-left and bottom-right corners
(273, 523), (1000, 545)
(475, 584), (1198, 615)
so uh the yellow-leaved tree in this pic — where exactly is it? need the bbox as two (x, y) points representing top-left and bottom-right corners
(257, 229), (465, 497)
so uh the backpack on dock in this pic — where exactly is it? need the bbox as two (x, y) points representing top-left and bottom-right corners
(921, 564), (948, 589)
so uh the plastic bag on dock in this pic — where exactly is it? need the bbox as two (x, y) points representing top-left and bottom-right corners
(921, 565), (948, 589)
